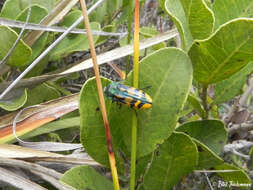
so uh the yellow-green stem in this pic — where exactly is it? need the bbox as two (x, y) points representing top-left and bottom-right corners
(130, 0), (139, 189)
(79, 1), (120, 190)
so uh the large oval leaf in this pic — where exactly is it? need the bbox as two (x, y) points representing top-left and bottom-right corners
(189, 18), (253, 84)
(212, 0), (253, 30)
(16, 5), (47, 24)
(143, 132), (198, 190)
(0, 88), (27, 111)
(193, 139), (224, 169)
(165, 0), (214, 50)
(79, 48), (193, 166)
(215, 163), (251, 188)
(123, 48), (193, 158)
(0, 0), (57, 19)
(0, 26), (31, 67)
(60, 166), (114, 190)
(176, 120), (227, 154)
(214, 62), (253, 104)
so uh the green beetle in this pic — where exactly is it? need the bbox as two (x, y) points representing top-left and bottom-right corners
(104, 82), (152, 109)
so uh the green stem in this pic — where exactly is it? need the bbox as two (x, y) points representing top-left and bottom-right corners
(130, 112), (137, 190)
(130, 0), (139, 189)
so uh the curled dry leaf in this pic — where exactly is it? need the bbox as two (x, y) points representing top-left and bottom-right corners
(0, 93), (79, 144)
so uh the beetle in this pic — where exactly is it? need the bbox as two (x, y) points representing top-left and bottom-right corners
(104, 82), (152, 109)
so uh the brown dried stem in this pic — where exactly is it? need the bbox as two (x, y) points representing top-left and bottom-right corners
(79, 1), (120, 190)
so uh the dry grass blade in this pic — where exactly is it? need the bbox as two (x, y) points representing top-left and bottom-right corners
(24, 0), (79, 46)
(0, 158), (74, 190)
(79, 0), (120, 189)
(61, 29), (178, 74)
(12, 104), (82, 151)
(0, 18), (126, 36)
(0, 166), (47, 190)
(0, 94), (79, 144)
(0, 144), (99, 166)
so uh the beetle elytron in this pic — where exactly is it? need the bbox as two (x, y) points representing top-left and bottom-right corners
(104, 82), (152, 109)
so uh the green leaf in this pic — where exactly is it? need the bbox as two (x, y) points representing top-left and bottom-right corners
(0, 88), (27, 111)
(25, 83), (61, 106)
(49, 22), (101, 60)
(0, 0), (58, 19)
(164, 0), (214, 50)
(79, 77), (113, 166)
(214, 62), (253, 104)
(96, 25), (115, 45)
(89, 0), (122, 24)
(193, 139), (224, 169)
(189, 18), (253, 84)
(215, 163), (251, 188)
(212, 0), (253, 31)
(143, 132), (198, 190)
(60, 166), (115, 190)
(124, 48), (193, 158)
(187, 94), (206, 118)
(140, 27), (159, 37)
(176, 120), (227, 154)
(0, 26), (32, 67)
(60, 10), (84, 28)
(79, 48), (193, 166)
(15, 5), (48, 24)
(136, 154), (152, 182)
(140, 27), (166, 50)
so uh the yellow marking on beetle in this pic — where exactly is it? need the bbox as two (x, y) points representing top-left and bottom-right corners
(134, 100), (141, 108)
(141, 103), (152, 109)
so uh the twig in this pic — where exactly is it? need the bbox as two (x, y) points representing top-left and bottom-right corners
(239, 78), (253, 107)
(231, 149), (250, 160)
(223, 140), (253, 160)
(0, 18), (126, 37)
(223, 140), (253, 152)
(0, 0), (105, 100)
(194, 169), (240, 173)
(79, 0), (120, 190)
(0, 1), (32, 67)
(204, 172), (214, 190)
(228, 123), (253, 134)
(225, 79), (253, 124)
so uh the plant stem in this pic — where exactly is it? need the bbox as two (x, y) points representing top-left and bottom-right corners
(130, 1), (139, 189)
(79, 1), (120, 190)
(130, 112), (137, 190)
(126, 0), (134, 75)
(201, 84), (208, 119)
